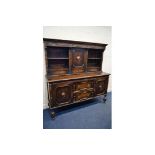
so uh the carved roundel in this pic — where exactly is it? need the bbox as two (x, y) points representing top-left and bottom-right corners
(55, 85), (72, 104)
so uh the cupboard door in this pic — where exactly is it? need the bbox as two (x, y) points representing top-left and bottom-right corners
(71, 48), (87, 74)
(52, 82), (73, 106)
(95, 76), (109, 95)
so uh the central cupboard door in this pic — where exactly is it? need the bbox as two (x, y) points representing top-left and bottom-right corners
(70, 48), (87, 74)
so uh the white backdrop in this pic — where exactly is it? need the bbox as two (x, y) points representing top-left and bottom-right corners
(43, 26), (112, 108)
(1, 1), (155, 155)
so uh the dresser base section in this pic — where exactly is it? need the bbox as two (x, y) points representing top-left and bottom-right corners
(47, 75), (109, 118)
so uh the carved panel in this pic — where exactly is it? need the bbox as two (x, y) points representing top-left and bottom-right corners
(72, 49), (85, 67)
(52, 82), (73, 106)
(95, 77), (108, 95)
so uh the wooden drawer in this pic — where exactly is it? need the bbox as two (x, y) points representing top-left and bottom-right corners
(74, 80), (94, 90)
(74, 89), (94, 101)
(72, 67), (84, 74)
(87, 67), (100, 72)
(96, 76), (108, 81)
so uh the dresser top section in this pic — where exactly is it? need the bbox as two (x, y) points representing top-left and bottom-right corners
(47, 72), (110, 82)
(43, 38), (108, 50)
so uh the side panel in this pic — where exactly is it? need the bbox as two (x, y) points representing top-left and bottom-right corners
(95, 76), (109, 96)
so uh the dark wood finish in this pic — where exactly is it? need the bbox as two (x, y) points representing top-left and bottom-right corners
(44, 45), (48, 73)
(47, 72), (109, 82)
(43, 38), (110, 118)
(71, 48), (86, 74)
(87, 66), (100, 72)
(43, 38), (107, 50)
(74, 80), (94, 91)
(52, 82), (73, 106)
(74, 89), (94, 102)
(95, 76), (109, 95)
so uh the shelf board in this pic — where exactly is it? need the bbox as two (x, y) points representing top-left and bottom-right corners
(47, 58), (69, 59)
(48, 68), (68, 70)
(88, 66), (100, 68)
(88, 58), (101, 59)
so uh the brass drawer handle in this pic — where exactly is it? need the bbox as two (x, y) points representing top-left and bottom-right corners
(73, 88), (93, 94)
(79, 89), (92, 93)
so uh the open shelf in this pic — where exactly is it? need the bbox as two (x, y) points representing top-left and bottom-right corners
(88, 49), (103, 59)
(46, 47), (69, 59)
(87, 59), (102, 72)
(88, 58), (102, 59)
(87, 59), (101, 66)
(87, 49), (103, 72)
(46, 46), (69, 75)
(48, 58), (69, 59)
(45, 46), (104, 75)
(47, 57), (69, 75)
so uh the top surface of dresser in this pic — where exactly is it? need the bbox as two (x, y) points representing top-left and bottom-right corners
(47, 72), (110, 82)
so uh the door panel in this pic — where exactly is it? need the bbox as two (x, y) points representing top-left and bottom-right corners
(72, 49), (84, 67)
(52, 82), (73, 106)
(71, 48), (87, 74)
(95, 76), (109, 95)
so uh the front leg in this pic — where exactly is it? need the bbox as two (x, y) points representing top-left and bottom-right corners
(103, 93), (107, 103)
(50, 111), (56, 119)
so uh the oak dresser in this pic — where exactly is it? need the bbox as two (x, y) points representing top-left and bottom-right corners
(43, 38), (110, 119)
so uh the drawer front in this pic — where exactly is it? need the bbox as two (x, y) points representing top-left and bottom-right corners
(74, 89), (94, 101)
(96, 76), (108, 81)
(72, 67), (84, 74)
(52, 82), (73, 106)
(74, 80), (94, 90)
(87, 67), (101, 72)
(95, 76), (109, 95)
